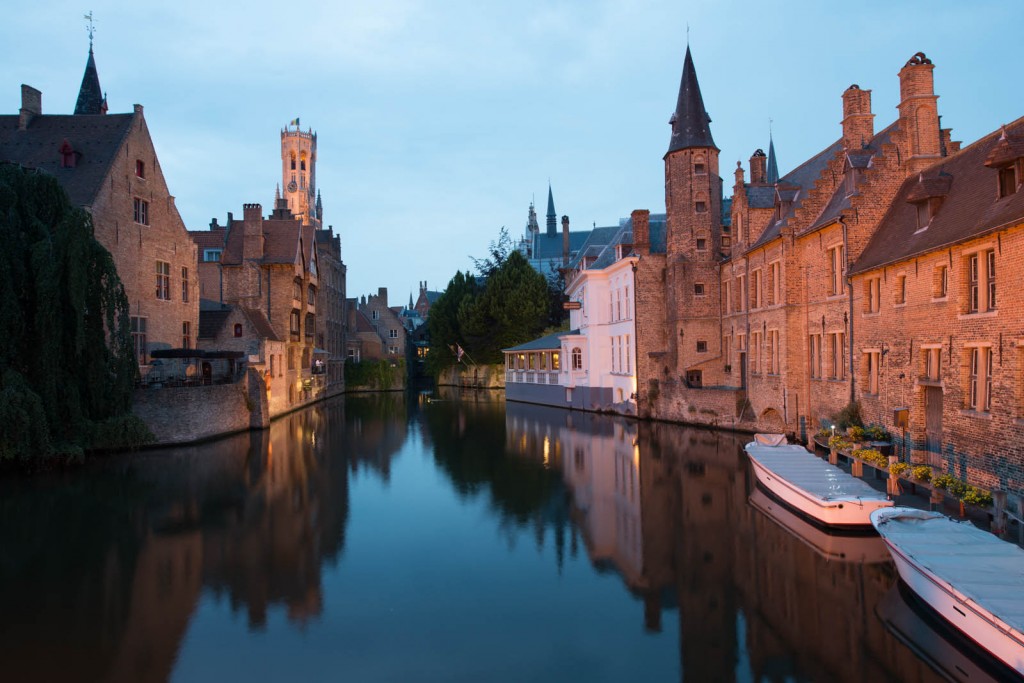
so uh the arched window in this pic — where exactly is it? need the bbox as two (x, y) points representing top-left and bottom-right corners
(571, 347), (583, 370)
(300, 155), (306, 171)
(290, 153), (296, 171)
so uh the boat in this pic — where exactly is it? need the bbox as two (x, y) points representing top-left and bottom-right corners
(748, 487), (890, 564)
(871, 507), (1024, 678)
(744, 434), (894, 528)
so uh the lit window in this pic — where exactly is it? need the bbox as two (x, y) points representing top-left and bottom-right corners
(571, 347), (583, 370)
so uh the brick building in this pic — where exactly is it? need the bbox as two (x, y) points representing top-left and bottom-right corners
(632, 47), (1023, 498)
(0, 46), (198, 366)
(315, 226), (346, 393)
(355, 288), (407, 360)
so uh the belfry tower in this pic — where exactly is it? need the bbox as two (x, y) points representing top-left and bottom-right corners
(281, 121), (319, 227)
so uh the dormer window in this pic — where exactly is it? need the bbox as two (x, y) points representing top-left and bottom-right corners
(59, 139), (76, 168)
(998, 165), (1018, 198)
(984, 128), (1024, 198)
(915, 201), (931, 230)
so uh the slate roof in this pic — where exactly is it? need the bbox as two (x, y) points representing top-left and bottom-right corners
(198, 301), (281, 341)
(851, 116), (1024, 276)
(767, 137), (780, 185)
(198, 307), (231, 340)
(667, 46), (717, 155)
(240, 307), (280, 341)
(566, 225), (621, 270)
(746, 186), (775, 209)
(0, 113), (134, 206)
(503, 331), (577, 353)
(531, 230), (592, 260)
(618, 213), (668, 255)
(74, 48), (105, 115)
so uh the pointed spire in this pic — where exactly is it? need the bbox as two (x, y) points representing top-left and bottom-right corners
(315, 190), (323, 221)
(766, 134), (779, 185)
(409, 292), (414, 309)
(666, 46), (717, 155)
(74, 46), (105, 115)
(274, 184), (281, 202)
(546, 183), (556, 236)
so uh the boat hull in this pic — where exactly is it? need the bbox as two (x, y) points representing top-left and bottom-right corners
(747, 454), (893, 528)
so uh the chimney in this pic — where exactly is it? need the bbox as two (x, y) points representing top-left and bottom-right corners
(561, 215), (570, 267)
(632, 209), (650, 255)
(749, 149), (767, 184)
(18, 85), (41, 130)
(841, 84), (874, 150)
(897, 53), (941, 174)
(378, 287), (388, 307)
(242, 203), (263, 261)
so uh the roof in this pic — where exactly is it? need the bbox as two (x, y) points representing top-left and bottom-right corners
(531, 229), (592, 260)
(851, 117), (1024, 275)
(766, 136), (779, 185)
(198, 307), (231, 340)
(239, 307), (280, 341)
(0, 113), (134, 206)
(222, 213), (316, 268)
(619, 213), (668, 255)
(189, 227), (227, 251)
(666, 46), (717, 155)
(74, 48), (104, 116)
(566, 225), (620, 270)
(503, 331), (576, 353)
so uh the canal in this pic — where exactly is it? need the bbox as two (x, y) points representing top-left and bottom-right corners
(0, 390), (989, 682)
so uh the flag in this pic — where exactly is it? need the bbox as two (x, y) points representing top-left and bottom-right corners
(456, 344), (465, 362)
(289, 117), (300, 127)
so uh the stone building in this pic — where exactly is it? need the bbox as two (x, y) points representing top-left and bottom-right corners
(315, 226), (346, 393)
(356, 288), (407, 361)
(633, 47), (1023, 497)
(0, 45), (198, 366)
(345, 300), (384, 362)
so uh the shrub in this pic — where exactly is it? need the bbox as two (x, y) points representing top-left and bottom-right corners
(847, 426), (866, 441)
(962, 486), (993, 508)
(854, 448), (887, 467)
(911, 465), (932, 482)
(830, 401), (863, 430)
(933, 473), (967, 497)
(864, 424), (891, 441)
(815, 428), (831, 440)
(889, 462), (910, 477)
(828, 435), (852, 451)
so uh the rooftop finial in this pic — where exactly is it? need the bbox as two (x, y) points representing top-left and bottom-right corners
(84, 11), (95, 49)
(686, 22), (690, 46)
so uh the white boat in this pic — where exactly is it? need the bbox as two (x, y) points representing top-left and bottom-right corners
(748, 487), (890, 564)
(871, 507), (1024, 678)
(744, 434), (894, 528)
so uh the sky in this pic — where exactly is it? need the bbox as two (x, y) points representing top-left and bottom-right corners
(2, 1), (1021, 305)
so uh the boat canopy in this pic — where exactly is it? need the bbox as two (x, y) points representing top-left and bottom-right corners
(745, 443), (891, 503)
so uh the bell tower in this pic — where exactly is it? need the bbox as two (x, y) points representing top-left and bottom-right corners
(280, 120), (319, 227)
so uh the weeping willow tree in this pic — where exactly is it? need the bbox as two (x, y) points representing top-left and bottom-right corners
(0, 164), (151, 461)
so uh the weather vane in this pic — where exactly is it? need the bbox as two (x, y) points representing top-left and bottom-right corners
(84, 10), (96, 48)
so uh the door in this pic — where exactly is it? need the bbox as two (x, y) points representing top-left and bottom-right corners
(924, 386), (943, 465)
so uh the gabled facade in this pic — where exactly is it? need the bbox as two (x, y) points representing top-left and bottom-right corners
(1, 48), (198, 367)
(357, 288), (407, 360)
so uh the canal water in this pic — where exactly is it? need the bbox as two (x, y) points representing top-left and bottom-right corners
(0, 391), (991, 682)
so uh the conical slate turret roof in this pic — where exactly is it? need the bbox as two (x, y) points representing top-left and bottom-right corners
(546, 184), (556, 236)
(74, 47), (105, 115)
(667, 46), (717, 155)
(767, 135), (779, 185)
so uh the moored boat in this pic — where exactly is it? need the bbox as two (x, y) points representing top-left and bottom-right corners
(744, 434), (894, 528)
(871, 507), (1024, 677)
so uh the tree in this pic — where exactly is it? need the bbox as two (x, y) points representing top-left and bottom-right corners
(469, 226), (513, 279)
(424, 270), (480, 376)
(0, 164), (150, 461)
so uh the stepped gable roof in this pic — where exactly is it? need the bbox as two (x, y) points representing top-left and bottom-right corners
(74, 48), (105, 115)
(0, 113), (134, 205)
(745, 136), (846, 251)
(851, 116), (1024, 276)
(667, 46), (717, 154)
(503, 331), (575, 353)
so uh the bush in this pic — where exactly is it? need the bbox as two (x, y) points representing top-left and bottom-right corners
(847, 426), (866, 441)
(828, 435), (852, 451)
(962, 486), (993, 508)
(933, 473), (967, 497)
(815, 428), (831, 440)
(854, 448), (887, 467)
(911, 465), (932, 482)
(830, 401), (863, 430)
(864, 424), (891, 441)
(889, 462), (910, 477)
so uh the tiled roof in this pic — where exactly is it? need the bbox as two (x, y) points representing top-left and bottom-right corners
(239, 307), (280, 341)
(222, 215), (314, 268)
(851, 116), (1024, 275)
(0, 113), (134, 206)
(503, 331), (576, 352)
(189, 227), (227, 250)
(198, 307), (231, 339)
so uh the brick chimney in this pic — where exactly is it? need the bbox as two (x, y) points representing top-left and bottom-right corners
(749, 149), (767, 184)
(561, 215), (570, 267)
(632, 209), (650, 255)
(18, 85), (41, 131)
(377, 287), (388, 307)
(242, 203), (263, 261)
(841, 84), (874, 150)
(897, 52), (942, 174)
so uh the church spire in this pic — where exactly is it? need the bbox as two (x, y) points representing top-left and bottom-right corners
(666, 46), (716, 155)
(546, 183), (556, 236)
(74, 45), (106, 115)
(766, 133), (779, 185)
(315, 190), (323, 222)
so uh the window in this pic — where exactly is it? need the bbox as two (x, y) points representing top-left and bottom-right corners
(722, 236), (731, 249)
(203, 249), (222, 262)
(694, 283), (705, 296)
(293, 280), (302, 301)
(767, 330), (779, 374)
(864, 350), (880, 395)
(934, 264), (948, 299)
(724, 281), (732, 311)
(751, 269), (762, 309)
(625, 335), (631, 373)
(155, 261), (170, 300)
(389, 329), (398, 339)
(696, 340), (707, 353)
(894, 274), (906, 305)
(694, 158), (706, 175)
(998, 165), (1018, 198)
(529, 353), (536, 370)
(616, 288), (622, 320)
(234, 323), (243, 338)
(371, 309), (380, 320)
(828, 244), (845, 296)
(829, 332), (846, 379)
(696, 238), (707, 250)
(300, 158), (306, 172)
(770, 261), (781, 305)
(290, 154), (296, 171)
(966, 346), (993, 412)
(305, 313), (315, 338)
(552, 352), (560, 370)
(736, 275), (747, 312)
(967, 249), (996, 313)
(131, 316), (147, 364)
(686, 370), (703, 387)
(809, 334), (822, 379)
(922, 345), (941, 381)
(571, 347), (583, 370)
(308, 285), (316, 305)
(134, 198), (149, 225)
(750, 331), (762, 373)
(864, 277), (880, 313)
(135, 160), (145, 178)
(724, 335), (731, 368)
(695, 201), (707, 214)
(181, 267), (190, 302)
(290, 310), (301, 340)
(182, 321), (191, 349)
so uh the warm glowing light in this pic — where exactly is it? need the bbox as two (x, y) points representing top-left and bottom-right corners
(543, 436), (550, 465)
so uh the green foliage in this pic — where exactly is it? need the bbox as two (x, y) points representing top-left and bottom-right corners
(815, 428), (831, 440)
(830, 401), (863, 430)
(345, 359), (404, 389)
(933, 473), (967, 497)
(854, 448), (887, 467)
(0, 165), (144, 461)
(911, 465), (933, 482)
(889, 462), (910, 477)
(864, 424), (890, 441)
(847, 425), (865, 441)
(828, 435), (852, 451)
(961, 486), (993, 508)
